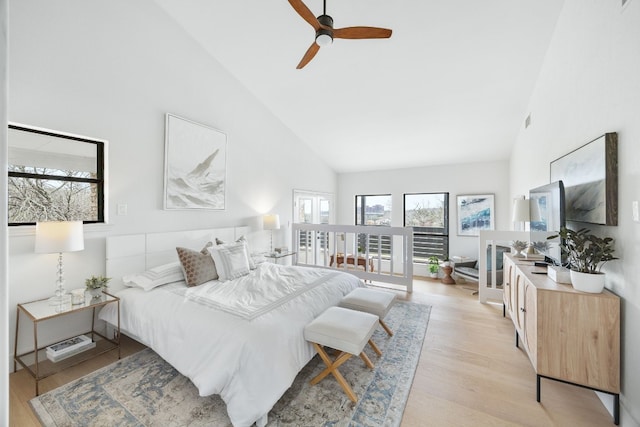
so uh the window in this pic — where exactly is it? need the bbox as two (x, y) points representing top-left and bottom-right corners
(404, 193), (449, 262)
(8, 124), (106, 226)
(355, 194), (392, 256)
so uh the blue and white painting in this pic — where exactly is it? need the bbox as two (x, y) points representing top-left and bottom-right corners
(457, 194), (495, 236)
(550, 134), (617, 225)
(164, 114), (226, 210)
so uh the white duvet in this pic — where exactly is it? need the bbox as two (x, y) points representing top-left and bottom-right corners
(99, 263), (362, 427)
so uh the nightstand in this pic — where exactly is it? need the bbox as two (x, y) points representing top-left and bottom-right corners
(264, 251), (297, 264)
(14, 291), (121, 395)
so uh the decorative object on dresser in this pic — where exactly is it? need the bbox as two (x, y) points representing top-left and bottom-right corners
(550, 132), (618, 226)
(164, 113), (227, 210)
(551, 226), (617, 293)
(34, 221), (85, 307)
(502, 253), (620, 424)
(456, 194), (495, 236)
(510, 240), (528, 257)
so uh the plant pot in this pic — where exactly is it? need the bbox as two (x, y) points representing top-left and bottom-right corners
(87, 287), (104, 300)
(570, 270), (605, 293)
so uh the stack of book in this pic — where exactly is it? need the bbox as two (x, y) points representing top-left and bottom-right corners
(46, 335), (96, 363)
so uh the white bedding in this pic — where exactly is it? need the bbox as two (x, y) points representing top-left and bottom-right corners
(99, 263), (363, 427)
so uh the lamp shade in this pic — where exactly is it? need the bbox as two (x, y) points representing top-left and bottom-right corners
(529, 199), (542, 222)
(35, 221), (85, 253)
(263, 214), (281, 231)
(512, 199), (530, 223)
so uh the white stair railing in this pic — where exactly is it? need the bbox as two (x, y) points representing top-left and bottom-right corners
(292, 223), (414, 292)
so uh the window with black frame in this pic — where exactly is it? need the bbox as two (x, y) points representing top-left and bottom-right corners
(404, 192), (449, 262)
(8, 124), (105, 226)
(355, 194), (392, 257)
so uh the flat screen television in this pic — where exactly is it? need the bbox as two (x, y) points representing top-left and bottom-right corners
(529, 181), (566, 266)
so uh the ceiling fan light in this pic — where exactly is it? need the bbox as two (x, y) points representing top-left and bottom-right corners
(316, 33), (333, 47)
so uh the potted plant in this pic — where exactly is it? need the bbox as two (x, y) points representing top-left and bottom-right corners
(85, 275), (111, 299)
(510, 240), (528, 257)
(428, 256), (440, 279)
(532, 240), (550, 254)
(550, 227), (617, 293)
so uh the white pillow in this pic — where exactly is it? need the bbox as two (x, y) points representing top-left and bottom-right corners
(215, 235), (256, 269)
(208, 241), (251, 281)
(123, 262), (185, 291)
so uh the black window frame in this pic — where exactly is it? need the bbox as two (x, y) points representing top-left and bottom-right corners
(403, 192), (450, 263)
(355, 194), (392, 257)
(8, 124), (106, 226)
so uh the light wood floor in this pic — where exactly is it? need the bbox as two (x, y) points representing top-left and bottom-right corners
(9, 278), (616, 426)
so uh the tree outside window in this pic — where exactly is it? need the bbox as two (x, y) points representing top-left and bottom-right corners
(404, 193), (449, 262)
(8, 124), (105, 226)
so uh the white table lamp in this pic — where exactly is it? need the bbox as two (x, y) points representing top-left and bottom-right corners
(512, 198), (530, 231)
(263, 214), (281, 254)
(35, 221), (85, 304)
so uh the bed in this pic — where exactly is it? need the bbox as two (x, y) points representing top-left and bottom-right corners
(98, 227), (363, 427)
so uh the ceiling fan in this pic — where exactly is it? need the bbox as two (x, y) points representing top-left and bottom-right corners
(288, 0), (392, 69)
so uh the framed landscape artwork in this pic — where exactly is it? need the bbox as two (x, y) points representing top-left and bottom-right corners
(550, 133), (617, 225)
(457, 194), (495, 236)
(164, 114), (227, 210)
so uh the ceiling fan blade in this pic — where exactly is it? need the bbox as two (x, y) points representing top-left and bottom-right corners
(288, 0), (321, 31)
(296, 42), (320, 69)
(333, 27), (392, 39)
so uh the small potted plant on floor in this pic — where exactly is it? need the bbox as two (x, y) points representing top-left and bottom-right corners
(551, 227), (617, 293)
(428, 256), (440, 279)
(85, 275), (111, 299)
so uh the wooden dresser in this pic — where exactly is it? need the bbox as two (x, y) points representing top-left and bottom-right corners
(502, 253), (620, 424)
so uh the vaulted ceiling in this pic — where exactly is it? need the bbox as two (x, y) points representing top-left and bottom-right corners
(155, 0), (565, 173)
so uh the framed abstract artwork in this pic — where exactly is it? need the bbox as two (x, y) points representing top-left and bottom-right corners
(550, 133), (617, 225)
(457, 194), (495, 236)
(164, 114), (227, 210)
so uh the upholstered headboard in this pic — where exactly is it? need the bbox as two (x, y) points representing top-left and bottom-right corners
(106, 226), (250, 291)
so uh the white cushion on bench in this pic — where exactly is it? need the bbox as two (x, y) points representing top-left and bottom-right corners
(339, 287), (396, 319)
(304, 306), (378, 355)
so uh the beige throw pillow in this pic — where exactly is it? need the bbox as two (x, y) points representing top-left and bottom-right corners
(176, 242), (218, 287)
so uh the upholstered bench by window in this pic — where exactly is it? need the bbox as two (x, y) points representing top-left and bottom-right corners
(304, 306), (381, 402)
(339, 287), (396, 336)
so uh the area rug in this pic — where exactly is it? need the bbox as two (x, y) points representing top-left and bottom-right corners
(30, 301), (431, 427)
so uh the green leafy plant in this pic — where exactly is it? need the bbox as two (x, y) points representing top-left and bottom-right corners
(85, 275), (111, 290)
(428, 256), (440, 274)
(549, 227), (617, 274)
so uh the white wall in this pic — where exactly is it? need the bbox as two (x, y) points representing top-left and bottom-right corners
(1, 0), (9, 423)
(336, 159), (511, 275)
(510, 0), (640, 425)
(7, 0), (336, 362)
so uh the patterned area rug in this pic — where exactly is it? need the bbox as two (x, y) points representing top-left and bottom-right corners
(30, 301), (431, 427)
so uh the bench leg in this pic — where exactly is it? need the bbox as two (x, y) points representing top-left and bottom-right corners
(310, 343), (358, 402)
(379, 319), (393, 336)
(368, 339), (382, 357)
